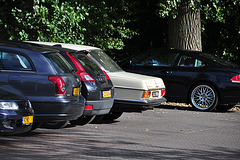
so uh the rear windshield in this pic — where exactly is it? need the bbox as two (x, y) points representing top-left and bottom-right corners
(87, 49), (123, 72)
(44, 53), (74, 74)
(74, 53), (104, 77)
(200, 53), (240, 69)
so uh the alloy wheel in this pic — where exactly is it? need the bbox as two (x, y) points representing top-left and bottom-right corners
(191, 84), (218, 111)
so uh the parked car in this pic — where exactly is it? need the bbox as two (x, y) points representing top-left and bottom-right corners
(0, 41), (85, 129)
(120, 48), (240, 111)
(27, 42), (114, 125)
(0, 85), (34, 135)
(27, 42), (167, 120)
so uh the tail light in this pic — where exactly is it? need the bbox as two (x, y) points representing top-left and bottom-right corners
(66, 52), (85, 72)
(143, 91), (151, 98)
(48, 76), (66, 95)
(161, 89), (166, 96)
(85, 105), (93, 110)
(87, 55), (111, 81)
(143, 89), (166, 98)
(231, 75), (240, 83)
(103, 71), (111, 80)
(79, 72), (95, 81)
(66, 52), (95, 82)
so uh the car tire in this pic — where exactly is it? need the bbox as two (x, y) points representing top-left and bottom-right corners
(190, 84), (219, 111)
(41, 121), (69, 129)
(90, 115), (104, 124)
(103, 112), (123, 121)
(70, 115), (95, 126)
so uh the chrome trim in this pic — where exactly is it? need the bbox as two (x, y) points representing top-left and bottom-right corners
(114, 97), (166, 104)
(231, 81), (240, 83)
(1, 70), (35, 73)
(114, 86), (164, 91)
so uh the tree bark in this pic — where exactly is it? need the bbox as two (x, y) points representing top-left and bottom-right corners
(169, 0), (202, 51)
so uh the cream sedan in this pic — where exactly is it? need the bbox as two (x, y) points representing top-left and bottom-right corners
(27, 41), (167, 120)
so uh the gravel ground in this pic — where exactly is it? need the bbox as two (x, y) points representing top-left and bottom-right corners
(1, 106), (239, 160)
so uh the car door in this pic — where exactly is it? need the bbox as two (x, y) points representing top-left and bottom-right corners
(0, 49), (37, 96)
(173, 53), (208, 95)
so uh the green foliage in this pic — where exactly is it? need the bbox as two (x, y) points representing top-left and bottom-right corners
(1, 0), (137, 53)
(1, 0), (239, 62)
(81, 0), (137, 52)
(158, 0), (201, 18)
(201, 0), (240, 62)
(0, 0), (34, 40)
(157, 0), (240, 63)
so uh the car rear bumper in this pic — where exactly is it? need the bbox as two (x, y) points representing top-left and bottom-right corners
(219, 84), (240, 105)
(83, 99), (114, 116)
(0, 110), (33, 135)
(30, 96), (85, 123)
(220, 96), (240, 105)
(111, 97), (167, 112)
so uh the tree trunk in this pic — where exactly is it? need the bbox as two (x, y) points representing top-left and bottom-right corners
(169, 0), (202, 51)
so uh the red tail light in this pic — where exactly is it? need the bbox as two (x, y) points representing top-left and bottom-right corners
(66, 52), (85, 72)
(79, 72), (95, 81)
(161, 89), (166, 96)
(66, 52), (95, 81)
(48, 76), (66, 95)
(87, 55), (111, 80)
(85, 105), (93, 110)
(103, 71), (111, 80)
(231, 75), (240, 83)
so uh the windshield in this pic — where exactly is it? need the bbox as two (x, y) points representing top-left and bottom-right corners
(74, 53), (104, 78)
(44, 53), (74, 74)
(87, 50), (123, 72)
(200, 53), (240, 69)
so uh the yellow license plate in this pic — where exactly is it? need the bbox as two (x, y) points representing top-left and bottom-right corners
(103, 90), (111, 98)
(22, 116), (33, 125)
(73, 88), (80, 96)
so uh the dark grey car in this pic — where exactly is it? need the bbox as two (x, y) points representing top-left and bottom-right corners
(0, 85), (34, 135)
(0, 41), (85, 129)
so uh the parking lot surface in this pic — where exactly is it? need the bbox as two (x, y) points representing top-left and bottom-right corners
(1, 106), (240, 160)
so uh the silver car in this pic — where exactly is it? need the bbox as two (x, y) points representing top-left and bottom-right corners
(27, 42), (167, 120)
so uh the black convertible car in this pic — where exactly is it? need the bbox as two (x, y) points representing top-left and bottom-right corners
(120, 49), (240, 111)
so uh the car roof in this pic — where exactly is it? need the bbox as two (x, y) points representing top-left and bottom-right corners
(0, 41), (59, 54)
(27, 41), (100, 51)
(140, 48), (201, 54)
(136, 48), (240, 69)
(25, 42), (78, 54)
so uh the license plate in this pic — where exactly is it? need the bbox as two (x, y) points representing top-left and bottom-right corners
(73, 88), (80, 96)
(152, 91), (159, 97)
(22, 116), (33, 125)
(103, 90), (111, 98)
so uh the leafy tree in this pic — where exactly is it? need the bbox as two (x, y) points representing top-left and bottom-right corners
(1, 0), (136, 55)
(1, 0), (239, 62)
(158, 0), (240, 62)
(201, 0), (240, 62)
(158, 0), (201, 51)
(0, 0), (34, 40)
